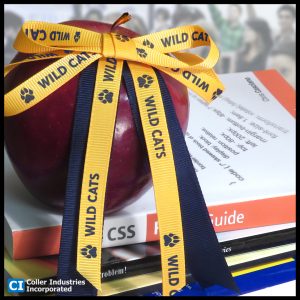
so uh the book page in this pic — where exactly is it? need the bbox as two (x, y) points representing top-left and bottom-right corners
(186, 71), (295, 204)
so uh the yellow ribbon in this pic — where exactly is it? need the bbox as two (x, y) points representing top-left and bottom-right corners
(127, 62), (186, 296)
(4, 15), (225, 296)
(4, 19), (224, 117)
(76, 58), (124, 290)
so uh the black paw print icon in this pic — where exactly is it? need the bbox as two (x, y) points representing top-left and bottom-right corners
(81, 245), (97, 259)
(137, 74), (154, 88)
(211, 88), (223, 100)
(136, 48), (148, 58)
(143, 39), (154, 49)
(74, 31), (81, 43)
(164, 233), (180, 247)
(20, 88), (35, 104)
(115, 34), (130, 42)
(98, 89), (113, 104)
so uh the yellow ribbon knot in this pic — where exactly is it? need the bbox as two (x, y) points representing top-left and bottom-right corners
(101, 33), (116, 58)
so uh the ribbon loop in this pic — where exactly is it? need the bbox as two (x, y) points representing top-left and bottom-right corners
(6, 20), (225, 105)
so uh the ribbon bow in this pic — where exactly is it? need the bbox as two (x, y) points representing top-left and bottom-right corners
(4, 14), (237, 296)
(4, 14), (224, 116)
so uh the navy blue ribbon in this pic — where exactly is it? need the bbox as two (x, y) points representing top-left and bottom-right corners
(123, 63), (239, 293)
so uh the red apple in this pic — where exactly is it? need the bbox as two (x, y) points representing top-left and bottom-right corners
(4, 20), (189, 214)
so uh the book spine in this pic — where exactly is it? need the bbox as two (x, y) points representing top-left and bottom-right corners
(101, 211), (149, 248)
(102, 249), (296, 285)
(141, 259), (296, 296)
(11, 194), (295, 259)
(102, 229), (295, 282)
(101, 258), (161, 282)
(146, 195), (295, 241)
(6, 233), (295, 287)
(220, 228), (295, 256)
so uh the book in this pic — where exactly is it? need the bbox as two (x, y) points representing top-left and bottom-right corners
(4, 69), (296, 259)
(5, 255), (296, 296)
(4, 224), (295, 283)
(144, 258), (296, 296)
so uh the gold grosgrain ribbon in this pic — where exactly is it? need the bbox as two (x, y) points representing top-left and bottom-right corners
(4, 18), (224, 117)
(76, 58), (123, 291)
(4, 14), (225, 296)
(126, 62), (186, 296)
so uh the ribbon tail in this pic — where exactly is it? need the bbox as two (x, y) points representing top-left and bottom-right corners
(154, 69), (240, 293)
(125, 62), (187, 296)
(76, 58), (124, 292)
(56, 62), (98, 296)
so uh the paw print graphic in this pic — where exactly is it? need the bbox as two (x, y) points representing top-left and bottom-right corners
(136, 48), (148, 58)
(211, 88), (223, 100)
(98, 89), (113, 104)
(81, 245), (97, 258)
(137, 74), (154, 88)
(115, 34), (130, 42)
(20, 88), (35, 103)
(164, 233), (180, 247)
(74, 31), (81, 43)
(143, 39), (154, 49)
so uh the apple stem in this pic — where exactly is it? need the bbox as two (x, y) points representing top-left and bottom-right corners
(111, 12), (131, 31)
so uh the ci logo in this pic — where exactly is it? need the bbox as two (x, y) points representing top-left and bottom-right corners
(81, 245), (97, 258)
(164, 233), (180, 247)
(7, 279), (25, 293)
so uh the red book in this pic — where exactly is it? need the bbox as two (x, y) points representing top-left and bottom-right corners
(5, 70), (295, 259)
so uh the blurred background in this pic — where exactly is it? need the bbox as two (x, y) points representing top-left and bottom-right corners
(4, 4), (296, 88)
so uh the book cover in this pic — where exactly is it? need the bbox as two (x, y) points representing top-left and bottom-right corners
(5, 255), (296, 296)
(143, 258), (296, 296)
(4, 70), (295, 259)
(4, 225), (295, 283)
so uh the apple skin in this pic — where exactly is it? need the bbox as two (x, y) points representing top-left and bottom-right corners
(4, 20), (189, 214)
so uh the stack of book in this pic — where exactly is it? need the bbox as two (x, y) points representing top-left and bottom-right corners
(4, 70), (296, 296)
